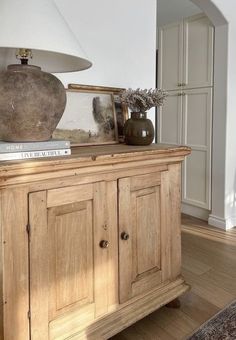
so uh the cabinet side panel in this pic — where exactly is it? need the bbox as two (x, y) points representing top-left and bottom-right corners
(160, 171), (172, 282)
(2, 188), (29, 340)
(168, 163), (182, 279)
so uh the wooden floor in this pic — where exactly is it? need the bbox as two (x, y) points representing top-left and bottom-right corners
(110, 215), (236, 340)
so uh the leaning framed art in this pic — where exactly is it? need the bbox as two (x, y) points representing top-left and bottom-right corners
(53, 84), (128, 145)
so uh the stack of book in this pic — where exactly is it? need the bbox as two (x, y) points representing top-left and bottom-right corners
(0, 139), (71, 161)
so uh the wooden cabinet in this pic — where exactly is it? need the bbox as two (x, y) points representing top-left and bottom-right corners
(158, 14), (214, 91)
(0, 144), (190, 340)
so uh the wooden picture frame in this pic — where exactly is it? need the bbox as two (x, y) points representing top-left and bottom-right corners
(69, 84), (128, 143)
(53, 84), (127, 146)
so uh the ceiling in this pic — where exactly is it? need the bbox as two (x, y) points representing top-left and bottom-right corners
(157, 0), (202, 27)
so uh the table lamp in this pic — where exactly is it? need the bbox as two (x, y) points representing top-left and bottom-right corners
(0, 0), (92, 142)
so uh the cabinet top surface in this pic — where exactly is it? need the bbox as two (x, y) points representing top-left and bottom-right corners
(0, 144), (191, 185)
(0, 143), (190, 166)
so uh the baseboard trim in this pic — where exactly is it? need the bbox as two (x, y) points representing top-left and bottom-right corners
(181, 203), (210, 221)
(208, 214), (236, 230)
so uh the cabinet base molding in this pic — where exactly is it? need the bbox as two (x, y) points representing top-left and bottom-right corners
(69, 278), (190, 340)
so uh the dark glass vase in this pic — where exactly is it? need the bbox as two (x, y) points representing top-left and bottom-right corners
(124, 112), (154, 145)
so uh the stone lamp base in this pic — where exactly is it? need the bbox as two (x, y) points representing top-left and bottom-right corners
(0, 64), (66, 142)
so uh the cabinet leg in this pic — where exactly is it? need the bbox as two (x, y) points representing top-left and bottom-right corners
(166, 298), (181, 309)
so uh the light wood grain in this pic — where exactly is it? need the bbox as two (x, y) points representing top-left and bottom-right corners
(30, 191), (49, 340)
(111, 216), (236, 340)
(0, 144), (190, 339)
(0, 192), (3, 340)
(118, 177), (132, 303)
(48, 201), (94, 320)
(168, 163), (182, 279)
(136, 188), (160, 274)
(118, 169), (174, 305)
(160, 170), (172, 282)
(2, 188), (29, 340)
(130, 172), (161, 192)
(105, 181), (119, 313)
(93, 181), (109, 318)
(0, 144), (190, 188)
(47, 183), (93, 207)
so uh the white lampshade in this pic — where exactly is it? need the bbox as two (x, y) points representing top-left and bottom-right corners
(0, 0), (92, 73)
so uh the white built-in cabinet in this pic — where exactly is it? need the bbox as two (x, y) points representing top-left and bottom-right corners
(158, 13), (214, 214)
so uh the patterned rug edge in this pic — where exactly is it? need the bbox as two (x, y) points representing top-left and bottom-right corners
(186, 299), (236, 340)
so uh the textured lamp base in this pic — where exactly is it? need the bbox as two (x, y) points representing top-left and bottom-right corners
(0, 64), (66, 142)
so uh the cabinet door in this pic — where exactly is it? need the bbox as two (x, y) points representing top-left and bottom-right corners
(183, 14), (214, 89)
(118, 168), (181, 303)
(182, 88), (212, 209)
(158, 91), (183, 145)
(158, 21), (183, 90)
(29, 182), (118, 340)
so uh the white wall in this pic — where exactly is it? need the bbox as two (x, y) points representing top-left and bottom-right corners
(157, 0), (201, 27)
(192, 0), (236, 229)
(54, 0), (236, 229)
(55, 0), (157, 124)
(211, 0), (236, 228)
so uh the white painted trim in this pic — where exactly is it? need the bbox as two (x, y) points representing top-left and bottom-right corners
(182, 203), (209, 221)
(208, 215), (226, 229)
(208, 214), (236, 230)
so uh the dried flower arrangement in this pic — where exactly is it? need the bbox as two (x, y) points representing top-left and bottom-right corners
(119, 88), (167, 113)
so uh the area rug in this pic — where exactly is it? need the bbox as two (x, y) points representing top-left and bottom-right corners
(187, 300), (236, 339)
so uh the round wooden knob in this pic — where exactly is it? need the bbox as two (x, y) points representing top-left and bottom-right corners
(121, 232), (130, 241)
(99, 240), (109, 248)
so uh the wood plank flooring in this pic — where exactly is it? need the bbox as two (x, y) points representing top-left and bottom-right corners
(110, 215), (236, 340)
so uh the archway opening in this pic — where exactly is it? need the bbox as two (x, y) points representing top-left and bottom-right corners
(156, 0), (228, 228)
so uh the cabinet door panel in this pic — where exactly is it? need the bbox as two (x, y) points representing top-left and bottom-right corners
(183, 14), (214, 88)
(48, 201), (93, 320)
(136, 188), (161, 274)
(158, 91), (182, 145)
(182, 88), (212, 209)
(158, 22), (183, 90)
(118, 170), (175, 304)
(29, 182), (118, 340)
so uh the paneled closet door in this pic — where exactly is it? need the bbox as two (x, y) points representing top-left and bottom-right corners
(158, 91), (183, 145)
(158, 21), (183, 90)
(183, 14), (214, 89)
(182, 88), (212, 209)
